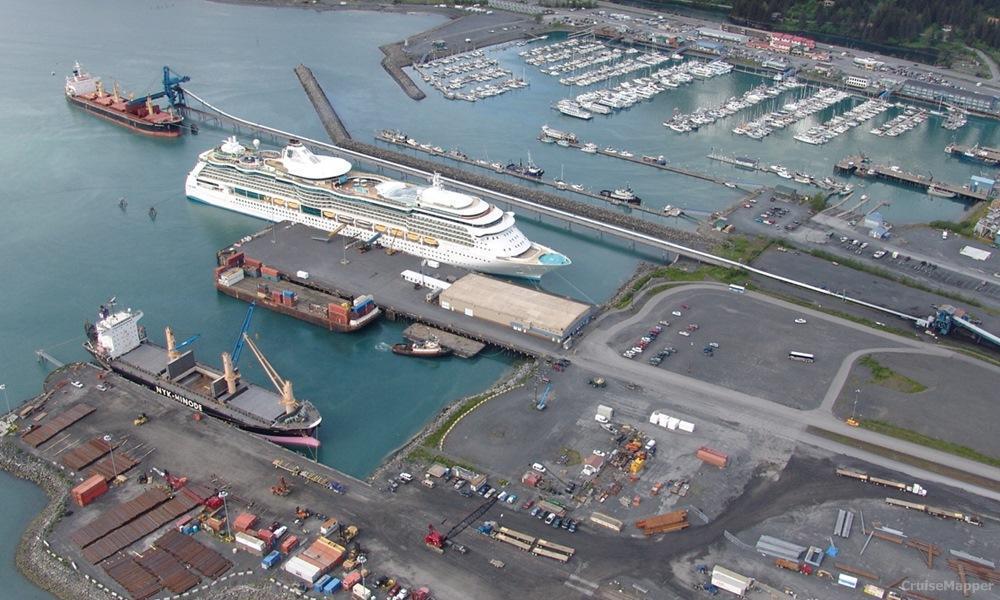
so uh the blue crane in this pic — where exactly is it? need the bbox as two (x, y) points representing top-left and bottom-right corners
(230, 302), (256, 365)
(126, 66), (190, 109)
(174, 334), (200, 352)
(536, 383), (552, 411)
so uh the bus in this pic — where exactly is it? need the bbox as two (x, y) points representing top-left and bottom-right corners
(728, 284), (746, 294)
(788, 351), (815, 363)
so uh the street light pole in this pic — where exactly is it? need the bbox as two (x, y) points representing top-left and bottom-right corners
(103, 434), (118, 480)
(852, 388), (861, 421)
(219, 490), (232, 539)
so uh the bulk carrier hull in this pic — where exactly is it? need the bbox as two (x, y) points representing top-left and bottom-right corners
(91, 347), (320, 447)
(66, 94), (183, 138)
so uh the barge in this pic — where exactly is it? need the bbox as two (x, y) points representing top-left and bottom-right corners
(84, 302), (322, 448)
(215, 249), (380, 332)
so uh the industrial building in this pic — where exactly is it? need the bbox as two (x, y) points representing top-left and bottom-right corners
(973, 199), (1000, 244)
(697, 27), (749, 45)
(438, 274), (592, 344)
(845, 75), (871, 89)
(900, 79), (1000, 115)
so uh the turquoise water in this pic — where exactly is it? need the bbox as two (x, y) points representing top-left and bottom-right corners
(1, 0), (998, 595)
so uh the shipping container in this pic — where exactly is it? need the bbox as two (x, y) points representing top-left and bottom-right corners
(233, 513), (258, 533)
(697, 447), (728, 468)
(313, 575), (333, 592)
(352, 583), (373, 600)
(175, 514), (194, 531)
(320, 518), (340, 536)
(711, 565), (752, 595)
(257, 528), (275, 547)
(261, 550), (282, 569)
(678, 420), (695, 433)
(323, 578), (343, 594)
(589, 512), (624, 532)
(280, 535), (300, 554)
(342, 570), (362, 589)
(71, 474), (108, 507)
(235, 531), (266, 556)
(286, 556), (324, 583)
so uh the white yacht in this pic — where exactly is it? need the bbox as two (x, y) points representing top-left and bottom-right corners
(186, 138), (570, 279)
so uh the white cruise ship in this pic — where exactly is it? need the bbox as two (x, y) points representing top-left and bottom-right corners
(185, 138), (571, 279)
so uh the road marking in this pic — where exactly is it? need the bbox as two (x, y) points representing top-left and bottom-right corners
(565, 581), (595, 596)
(569, 574), (599, 589)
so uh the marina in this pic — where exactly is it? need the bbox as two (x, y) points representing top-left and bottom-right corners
(792, 97), (892, 145)
(375, 128), (702, 219)
(663, 78), (803, 133)
(944, 143), (1000, 166)
(732, 87), (852, 140)
(413, 49), (529, 102)
(869, 107), (928, 137)
(834, 155), (992, 202)
(706, 152), (853, 195)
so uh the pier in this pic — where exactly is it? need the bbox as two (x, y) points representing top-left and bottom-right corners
(293, 64), (351, 142)
(402, 324), (485, 358)
(834, 155), (992, 202)
(945, 143), (1000, 166)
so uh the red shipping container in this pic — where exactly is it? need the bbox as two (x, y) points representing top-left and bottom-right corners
(342, 571), (362, 589)
(261, 266), (280, 277)
(226, 252), (245, 267)
(257, 528), (275, 547)
(244, 257), (262, 269)
(175, 515), (194, 531)
(233, 513), (258, 533)
(271, 291), (282, 303)
(71, 474), (108, 507)
(280, 535), (299, 554)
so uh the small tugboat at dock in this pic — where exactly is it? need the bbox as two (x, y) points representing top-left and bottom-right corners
(391, 338), (452, 358)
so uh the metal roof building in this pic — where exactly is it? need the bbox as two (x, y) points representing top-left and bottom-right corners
(438, 274), (592, 343)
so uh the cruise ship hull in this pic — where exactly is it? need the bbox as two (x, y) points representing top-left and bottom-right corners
(185, 178), (566, 280)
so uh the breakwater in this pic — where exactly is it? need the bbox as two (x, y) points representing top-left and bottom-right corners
(379, 42), (427, 101)
(293, 64), (352, 141)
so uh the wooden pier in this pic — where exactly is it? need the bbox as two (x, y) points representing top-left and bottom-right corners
(402, 324), (485, 358)
(945, 143), (1000, 167)
(834, 155), (991, 202)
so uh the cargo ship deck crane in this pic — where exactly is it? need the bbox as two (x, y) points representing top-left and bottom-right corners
(230, 302), (256, 365)
(164, 327), (200, 361)
(241, 332), (299, 415)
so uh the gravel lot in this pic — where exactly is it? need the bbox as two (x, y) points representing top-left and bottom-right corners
(605, 286), (900, 410)
(833, 351), (1000, 457)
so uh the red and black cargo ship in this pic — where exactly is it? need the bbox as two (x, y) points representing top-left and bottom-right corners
(65, 62), (186, 138)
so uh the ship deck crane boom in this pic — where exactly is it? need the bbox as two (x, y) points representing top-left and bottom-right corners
(126, 66), (190, 108)
(230, 302), (256, 365)
(241, 332), (299, 415)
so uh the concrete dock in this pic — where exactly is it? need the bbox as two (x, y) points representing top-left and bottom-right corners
(225, 222), (590, 357)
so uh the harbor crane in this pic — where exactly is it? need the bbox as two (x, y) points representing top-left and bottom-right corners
(425, 497), (498, 553)
(241, 332), (299, 415)
(127, 66), (190, 109)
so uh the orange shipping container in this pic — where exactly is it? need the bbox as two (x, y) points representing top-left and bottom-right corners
(280, 535), (299, 554)
(71, 474), (108, 507)
(234, 513), (258, 533)
(696, 447), (728, 468)
(261, 266), (280, 277)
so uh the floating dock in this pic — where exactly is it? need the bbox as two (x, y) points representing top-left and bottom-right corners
(834, 155), (991, 202)
(402, 324), (485, 358)
(222, 222), (594, 357)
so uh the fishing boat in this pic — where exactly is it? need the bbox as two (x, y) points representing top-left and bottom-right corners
(600, 187), (641, 205)
(391, 338), (452, 357)
(927, 184), (956, 198)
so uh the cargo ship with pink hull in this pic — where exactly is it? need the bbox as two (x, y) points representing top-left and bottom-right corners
(65, 62), (186, 137)
(84, 302), (322, 448)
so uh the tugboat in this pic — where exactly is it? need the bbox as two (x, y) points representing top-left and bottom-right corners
(391, 338), (452, 358)
(600, 187), (641, 205)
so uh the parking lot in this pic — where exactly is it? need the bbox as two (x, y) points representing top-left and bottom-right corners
(606, 286), (901, 409)
(725, 195), (816, 239)
(833, 351), (1000, 457)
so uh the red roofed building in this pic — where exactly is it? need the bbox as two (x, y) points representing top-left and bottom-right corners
(768, 32), (816, 54)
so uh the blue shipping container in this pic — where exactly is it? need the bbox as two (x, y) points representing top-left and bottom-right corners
(323, 578), (342, 594)
(313, 575), (332, 592)
(261, 550), (281, 569)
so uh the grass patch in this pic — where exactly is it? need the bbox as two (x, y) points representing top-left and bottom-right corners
(807, 426), (1000, 493)
(930, 203), (990, 239)
(614, 263), (750, 309)
(859, 419), (1000, 469)
(560, 447), (582, 466)
(858, 356), (927, 393)
(712, 235), (773, 263)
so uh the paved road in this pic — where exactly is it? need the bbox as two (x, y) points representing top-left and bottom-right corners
(970, 47), (999, 81)
(819, 346), (950, 412)
(570, 283), (1000, 500)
